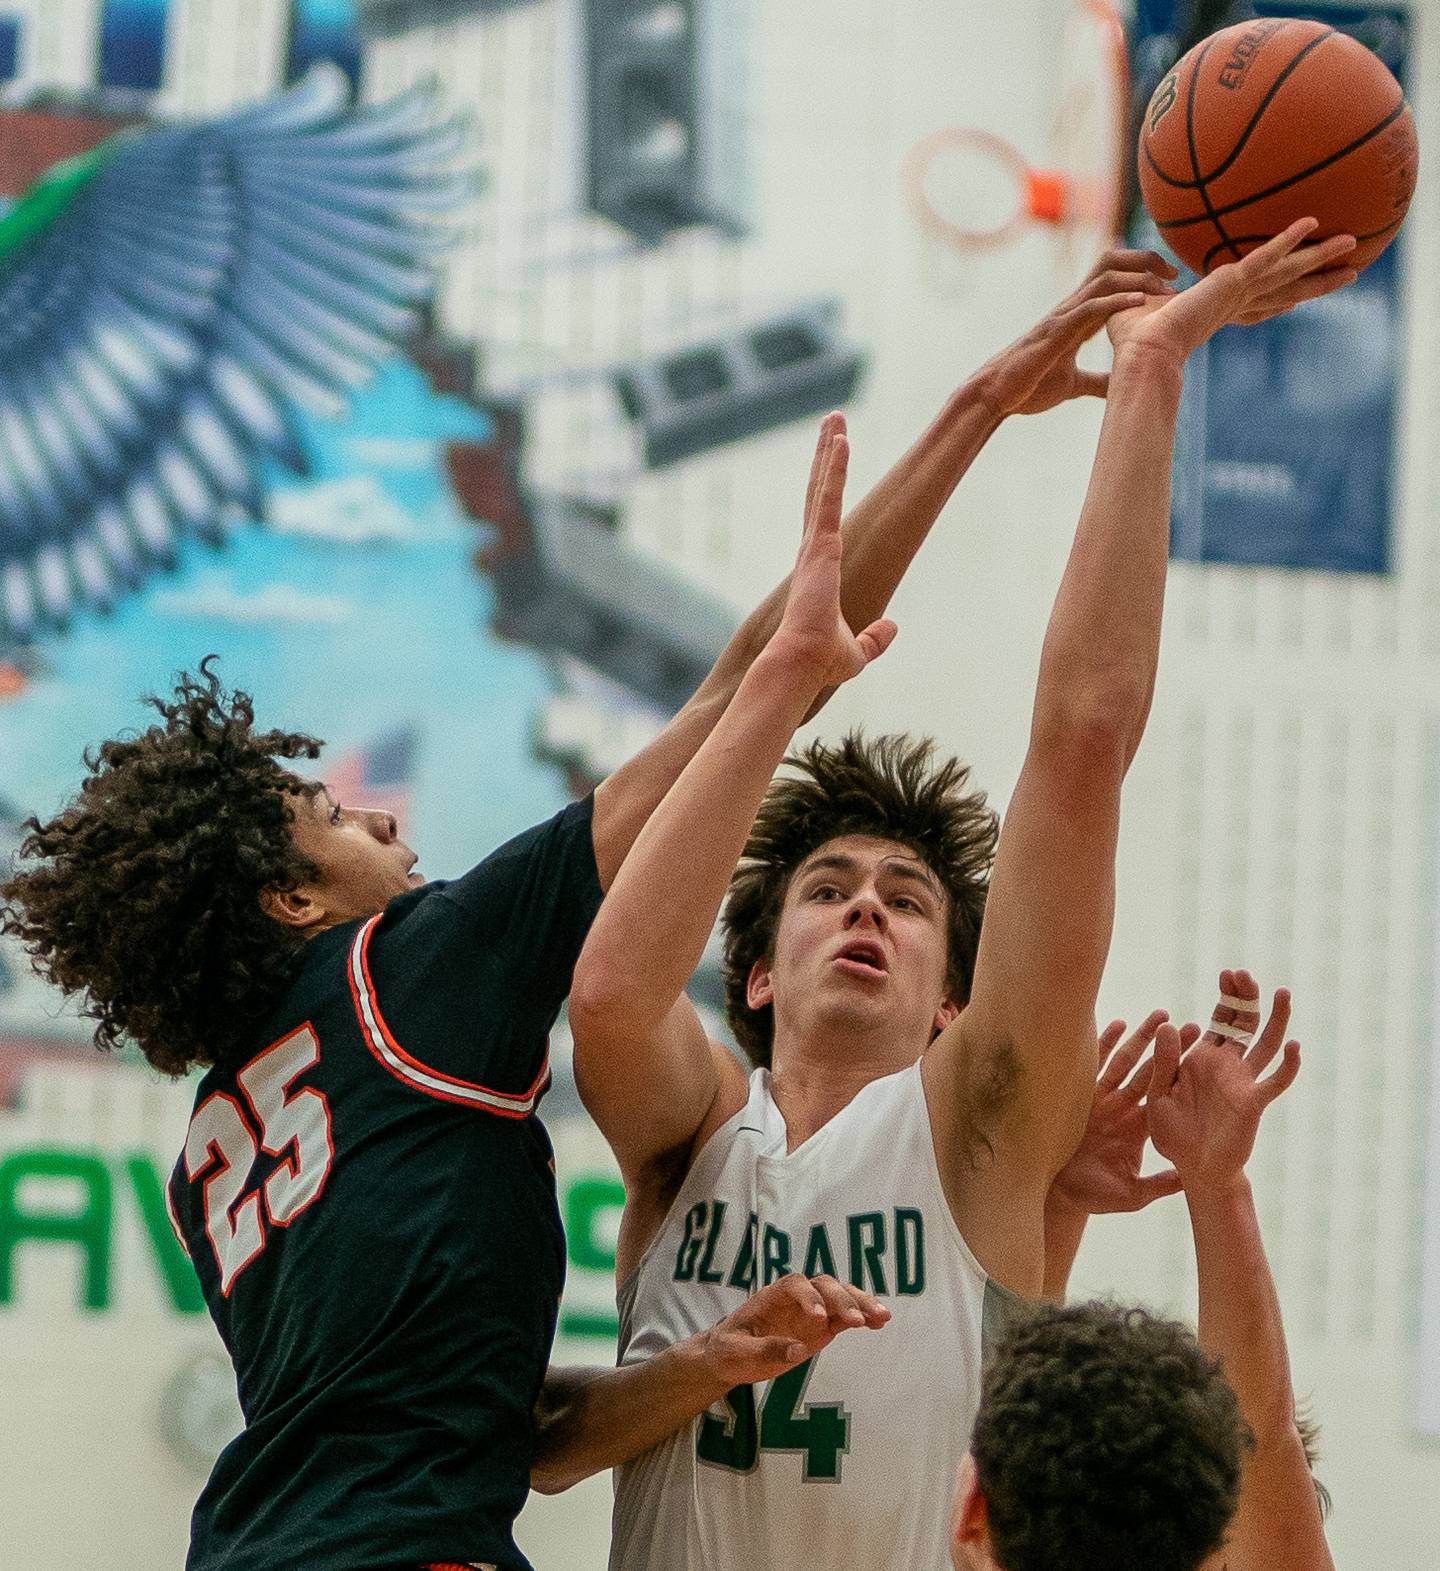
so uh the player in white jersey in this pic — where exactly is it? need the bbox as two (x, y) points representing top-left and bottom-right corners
(570, 221), (1358, 1571)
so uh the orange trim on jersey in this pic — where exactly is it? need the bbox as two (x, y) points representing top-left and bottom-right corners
(347, 913), (550, 1117)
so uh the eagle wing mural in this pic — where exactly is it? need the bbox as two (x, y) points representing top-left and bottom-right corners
(0, 65), (474, 644)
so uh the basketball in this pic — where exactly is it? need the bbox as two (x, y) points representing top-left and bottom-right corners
(1138, 18), (1418, 275)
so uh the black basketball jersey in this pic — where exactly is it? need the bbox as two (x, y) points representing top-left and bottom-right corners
(167, 796), (604, 1571)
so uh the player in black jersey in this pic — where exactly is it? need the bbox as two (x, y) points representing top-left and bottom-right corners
(0, 254), (1173, 1571)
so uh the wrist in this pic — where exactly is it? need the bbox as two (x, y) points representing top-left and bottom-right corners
(683, 1327), (736, 1404)
(1045, 1183), (1088, 1221)
(958, 365), (1015, 427)
(1111, 338), (1188, 386)
(749, 639), (831, 699)
(1181, 1169), (1252, 1210)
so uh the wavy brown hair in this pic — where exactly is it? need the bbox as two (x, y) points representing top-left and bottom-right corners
(973, 1302), (1249, 1571)
(720, 732), (998, 1067)
(0, 659), (323, 1077)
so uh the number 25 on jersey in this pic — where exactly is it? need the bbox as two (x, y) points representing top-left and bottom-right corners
(182, 1025), (335, 1295)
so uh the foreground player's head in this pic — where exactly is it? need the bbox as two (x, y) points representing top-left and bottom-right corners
(951, 1302), (1247, 1571)
(0, 661), (418, 1077)
(721, 732), (996, 1068)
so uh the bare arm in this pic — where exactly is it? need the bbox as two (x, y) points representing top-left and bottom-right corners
(530, 1274), (889, 1493)
(576, 257), (1185, 1188)
(587, 252), (1183, 890)
(1189, 1180), (1333, 1571)
(924, 225), (1357, 1294)
(1149, 976), (1334, 1571)
(572, 422), (893, 1180)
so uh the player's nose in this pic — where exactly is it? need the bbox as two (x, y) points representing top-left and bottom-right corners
(361, 809), (398, 843)
(843, 893), (886, 931)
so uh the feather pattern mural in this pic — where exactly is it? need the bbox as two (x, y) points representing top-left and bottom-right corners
(0, 65), (475, 643)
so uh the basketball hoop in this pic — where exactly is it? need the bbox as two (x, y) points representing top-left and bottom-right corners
(903, 0), (1130, 257)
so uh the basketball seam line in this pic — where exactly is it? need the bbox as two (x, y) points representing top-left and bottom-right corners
(1156, 94), (1410, 231)
(1143, 24), (1335, 192)
(1184, 35), (1241, 266)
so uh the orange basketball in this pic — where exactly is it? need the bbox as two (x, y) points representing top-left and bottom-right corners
(1138, 17), (1418, 275)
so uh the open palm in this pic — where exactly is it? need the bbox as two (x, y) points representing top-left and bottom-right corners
(774, 413), (897, 689)
(1148, 969), (1301, 1190)
(1052, 1010), (1196, 1215)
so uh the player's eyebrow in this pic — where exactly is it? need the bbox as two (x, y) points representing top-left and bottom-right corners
(800, 852), (943, 901)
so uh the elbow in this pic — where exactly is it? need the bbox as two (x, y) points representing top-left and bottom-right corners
(530, 1465), (586, 1496)
(1031, 682), (1149, 777)
(567, 963), (632, 1048)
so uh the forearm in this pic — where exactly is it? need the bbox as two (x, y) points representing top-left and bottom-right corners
(531, 1338), (725, 1494)
(1042, 1191), (1089, 1301)
(1188, 1176), (1294, 1440)
(1032, 347), (1183, 757)
(578, 648), (820, 1029)
(1190, 1174), (1334, 1570)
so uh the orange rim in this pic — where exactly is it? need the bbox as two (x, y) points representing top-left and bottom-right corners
(902, 127), (1036, 252)
(904, 0), (1131, 252)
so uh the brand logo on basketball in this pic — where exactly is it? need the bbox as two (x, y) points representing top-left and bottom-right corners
(1149, 71), (1179, 132)
(1218, 20), (1284, 90)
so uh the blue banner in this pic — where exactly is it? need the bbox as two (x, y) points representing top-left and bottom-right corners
(1130, 2), (1408, 574)
(98, 0), (170, 92)
(0, 16), (18, 81)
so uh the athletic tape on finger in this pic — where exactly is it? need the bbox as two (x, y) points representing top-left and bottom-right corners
(1206, 1018), (1255, 1045)
(1217, 994), (1261, 1013)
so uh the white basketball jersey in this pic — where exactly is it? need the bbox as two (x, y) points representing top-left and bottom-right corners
(610, 1062), (1024, 1571)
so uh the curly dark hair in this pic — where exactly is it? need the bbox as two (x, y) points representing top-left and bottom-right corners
(720, 732), (997, 1067)
(0, 659), (324, 1077)
(972, 1301), (1248, 1571)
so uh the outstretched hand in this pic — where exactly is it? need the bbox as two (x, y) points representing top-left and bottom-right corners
(975, 247), (1179, 415)
(773, 413), (897, 689)
(1050, 1010), (1198, 1216)
(1107, 219), (1359, 365)
(1147, 968), (1301, 1191)
(699, 1272), (890, 1387)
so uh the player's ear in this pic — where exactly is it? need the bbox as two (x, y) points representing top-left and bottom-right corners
(746, 959), (774, 1012)
(933, 997), (961, 1036)
(951, 1453), (988, 1547)
(259, 884), (323, 932)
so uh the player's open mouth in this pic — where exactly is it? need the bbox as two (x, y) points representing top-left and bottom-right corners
(833, 940), (887, 980)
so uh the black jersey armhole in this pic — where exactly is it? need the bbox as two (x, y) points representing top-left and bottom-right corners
(345, 913), (551, 1117)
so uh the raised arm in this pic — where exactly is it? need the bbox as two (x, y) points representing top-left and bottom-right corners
(1148, 973), (1334, 1571)
(587, 251), (1181, 889)
(570, 420), (894, 1201)
(531, 1274), (887, 1493)
(923, 223), (1357, 1294)
(575, 259), (1181, 1210)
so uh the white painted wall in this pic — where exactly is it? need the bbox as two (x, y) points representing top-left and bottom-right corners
(2, 0), (1438, 1567)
